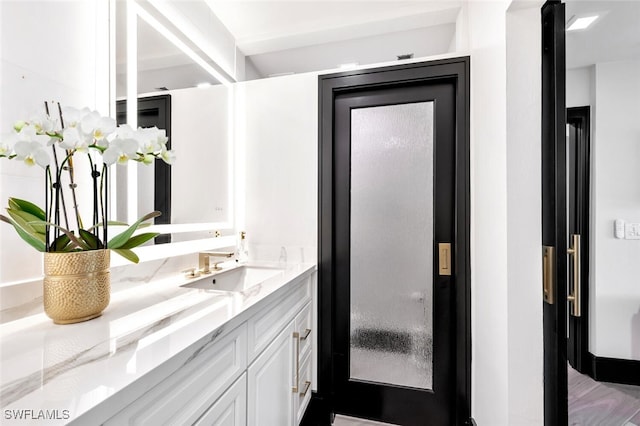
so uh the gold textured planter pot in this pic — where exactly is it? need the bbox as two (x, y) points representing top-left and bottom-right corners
(43, 250), (110, 324)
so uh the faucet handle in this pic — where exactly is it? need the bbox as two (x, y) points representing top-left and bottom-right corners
(182, 267), (201, 279)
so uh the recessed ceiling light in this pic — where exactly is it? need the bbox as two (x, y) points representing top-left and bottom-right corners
(567, 15), (599, 31)
(197, 82), (212, 88)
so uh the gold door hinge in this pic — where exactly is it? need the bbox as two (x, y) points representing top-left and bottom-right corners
(543, 246), (555, 304)
(438, 243), (452, 276)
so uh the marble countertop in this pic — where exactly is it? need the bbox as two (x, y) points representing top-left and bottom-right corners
(0, 261), (315, 425)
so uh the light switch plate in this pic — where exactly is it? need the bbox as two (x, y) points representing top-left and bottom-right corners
(625, 223), (640, 240)
(615, 219), (625, 239)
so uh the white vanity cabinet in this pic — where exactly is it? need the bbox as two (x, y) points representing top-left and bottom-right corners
(101, 271), (314, 426)
(246, 302), (313, 426)
(246, 274), (313, 426)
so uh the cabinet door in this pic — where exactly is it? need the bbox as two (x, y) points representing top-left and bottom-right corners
(195, 374), (246, 426)
(247, 321), (295, 426)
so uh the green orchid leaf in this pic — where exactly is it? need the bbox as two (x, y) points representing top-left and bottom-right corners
(8, 208), (47, 234)
(86, 220), (131, 232)
(5, 210), (45, 242)
(0, 214), (46, 252)
(112, 248), (140, 264)
(30, 221), (89, 251)
(118, 232), (159, 249)
(108, 211), (161, 249)
(51, 234), (72, 252)
(79, 229), (103, 250)
(8, 198), (45, 221)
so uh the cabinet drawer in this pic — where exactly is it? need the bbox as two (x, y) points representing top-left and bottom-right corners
(247, 276), (311, 363)
(295, 302), (312, 359)
(194, 373), (246, 426)
(105, 323), (247, 426)
(294, 350), (312, 425)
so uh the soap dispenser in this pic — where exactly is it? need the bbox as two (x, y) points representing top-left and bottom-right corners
(236, 231), (249, 263)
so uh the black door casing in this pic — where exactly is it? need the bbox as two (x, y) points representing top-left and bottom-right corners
(541, 2), (568, 425)
(116, 95), (172, 244)
(567, 106), (591, 375)
(317, 57), (471, 426)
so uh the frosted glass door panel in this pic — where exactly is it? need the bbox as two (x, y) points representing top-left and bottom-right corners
(350, 102), (434, 390)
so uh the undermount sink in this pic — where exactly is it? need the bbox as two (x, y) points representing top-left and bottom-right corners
(181, 265), (285, 292)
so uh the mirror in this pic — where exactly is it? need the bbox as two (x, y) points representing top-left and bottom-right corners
(115, 0), (234, 243)
(565, 0), (640, 422)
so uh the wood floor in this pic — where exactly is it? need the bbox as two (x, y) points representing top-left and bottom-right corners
(569, 365), (640, 425)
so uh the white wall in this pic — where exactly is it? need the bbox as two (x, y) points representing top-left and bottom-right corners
(236, 73), (318, 263)
(466, 2), (510, 424)
(567, 66), (592, 108)
(506, 5), (543, 425)
(0, 0), (109, 286)
(591, 60), (640, 360)
(460, 1), (544, 424)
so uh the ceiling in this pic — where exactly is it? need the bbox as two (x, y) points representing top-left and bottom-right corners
(118, 0), (462, 91)
(208, 0), (461, 78)
(566, 0), (640, 69)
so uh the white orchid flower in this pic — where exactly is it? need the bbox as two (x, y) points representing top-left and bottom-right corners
(0, 142), (11, 157)
(142, 153), (155, 165)
(13, 120), (27, 132)
(80, 111), (116, 144)
(60, 127), (91, 151)
(114, 123), (135, 139)
(103, 138), (139, 165)
(155, 128), (169, 147)
(0, 133), (15, 157)
(13, 140), (50, 168)
(28, 111), (58, 134)
(160, 147), (176, 164)
(136, 127), (162, 154)
(0, 142), (9, 157)
(61, 106), (91, 129)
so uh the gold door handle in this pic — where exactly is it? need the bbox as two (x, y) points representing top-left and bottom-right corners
(567, 234), (581, 317)
(292, 332), (300, 393)
(438, 243), (452, 276)
(543, 246), (556, 304)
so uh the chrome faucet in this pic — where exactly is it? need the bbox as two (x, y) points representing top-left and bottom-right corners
(198, 251), (234, 274)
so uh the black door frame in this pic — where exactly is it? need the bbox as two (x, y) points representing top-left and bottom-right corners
(541, 1), (567, 425)
(567, 106), (591, 375)
(315, 57), (471, 425)
(116, 95), (172, 244)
